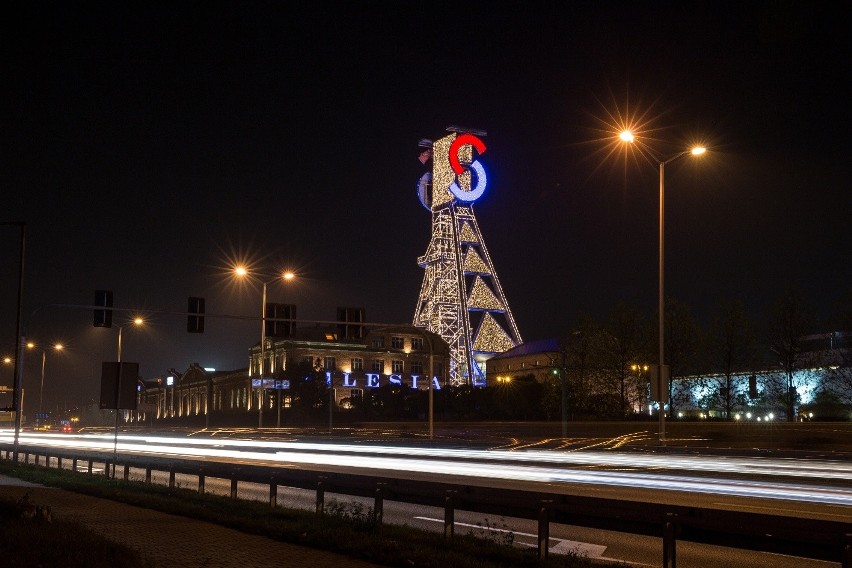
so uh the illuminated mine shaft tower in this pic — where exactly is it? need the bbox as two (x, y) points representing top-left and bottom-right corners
(413, 128), (522, 386)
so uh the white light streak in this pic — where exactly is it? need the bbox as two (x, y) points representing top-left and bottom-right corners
(3, 430), (851, 508)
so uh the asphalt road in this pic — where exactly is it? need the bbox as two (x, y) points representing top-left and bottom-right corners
(10, 422), (850, 568)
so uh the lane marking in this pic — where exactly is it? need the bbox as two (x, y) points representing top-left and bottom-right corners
(413, 516), (606, 558)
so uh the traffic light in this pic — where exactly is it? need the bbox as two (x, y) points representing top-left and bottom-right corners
(93, 290), (113, 327)
(187, 297), (205, 333)
(265, 303), (295, 337)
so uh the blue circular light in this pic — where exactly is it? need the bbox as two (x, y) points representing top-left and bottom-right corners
(449, 160), (487, 202)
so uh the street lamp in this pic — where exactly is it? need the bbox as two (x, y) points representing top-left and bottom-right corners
(234, 266), (296, 428)
(620, 130), (706, 445)
(113, 317), (143, 475)
(27, 341), (64, 427)
(2, 356), (13, 427)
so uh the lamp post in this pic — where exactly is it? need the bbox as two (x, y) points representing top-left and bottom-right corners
(30, 342), (64, 427)
(2, 357), (14, 427)
(113, 317), (143, 475)
(425, 332), (435, 440)
(620, 130), (705, 445)
(234, 266), (295, 429)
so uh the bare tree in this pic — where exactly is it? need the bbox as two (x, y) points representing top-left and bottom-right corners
(665, 297), (705, 416)
(708, 298), (756, 418)
(551, 314), (600, 423)
(767, 288), (816, 421)
(599, 303), (652, 417)
(823, 290), (852, 405)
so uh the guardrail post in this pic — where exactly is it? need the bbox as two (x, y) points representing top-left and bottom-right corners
(72, 457), (77, 471)
(663, 512), (678, 568)
(169, 468), (176, 488)
(57, 456), (62, 469)
(373, 482), (386, 526)
(316, 477), (326, 515)
(145, 466), (152, 483)
(538, 500), (552, 559)
(444, 490), (456, 541)
(104, 461), (111, 478)
(198, 473), (205, 495)
(87, 460), (93, 474)
(123, 465), (130, 480)
(230, 478), (238, 499)
(269, 480), (278, 508)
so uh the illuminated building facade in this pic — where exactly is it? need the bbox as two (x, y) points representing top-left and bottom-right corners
(413, 128), (522, 386)
(137, 319), (450, 424)
(485, 333), (851, 420)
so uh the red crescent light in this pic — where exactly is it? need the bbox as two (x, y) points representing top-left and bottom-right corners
(449, 134), (487, 175)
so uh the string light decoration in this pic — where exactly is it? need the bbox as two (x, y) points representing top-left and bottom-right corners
(413, 130), (522, 385)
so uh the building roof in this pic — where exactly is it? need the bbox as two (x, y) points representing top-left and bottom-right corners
(490, 337), (560, 359)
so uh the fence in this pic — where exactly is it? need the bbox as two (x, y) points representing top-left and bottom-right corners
(2, 444), (849, 568)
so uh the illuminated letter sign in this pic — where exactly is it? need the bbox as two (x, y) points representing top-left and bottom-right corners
(365, 373), (380, 388)
(448, 133), (487, 203)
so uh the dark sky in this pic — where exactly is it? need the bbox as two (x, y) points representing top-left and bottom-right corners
(3, 1), (850, 411)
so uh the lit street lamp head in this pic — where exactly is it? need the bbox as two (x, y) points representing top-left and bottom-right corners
(619, 130), (635, 143)
(234, 265), (297, 284)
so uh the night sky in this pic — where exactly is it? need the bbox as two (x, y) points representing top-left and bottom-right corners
(3, 2), (850, 411)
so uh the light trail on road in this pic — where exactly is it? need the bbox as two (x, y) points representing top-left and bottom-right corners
(8, 430), (852, 481)
(4, 430), (852, 509)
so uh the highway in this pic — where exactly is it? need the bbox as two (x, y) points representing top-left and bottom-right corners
(4, 428), (851, 567)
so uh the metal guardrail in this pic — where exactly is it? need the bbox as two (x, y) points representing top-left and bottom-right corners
(3, 444), (850, 568)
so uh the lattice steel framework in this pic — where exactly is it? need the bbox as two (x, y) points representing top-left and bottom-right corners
(413, 130), (522, 385)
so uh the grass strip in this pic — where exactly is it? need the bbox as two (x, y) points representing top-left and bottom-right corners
(0, 460), (619, 568)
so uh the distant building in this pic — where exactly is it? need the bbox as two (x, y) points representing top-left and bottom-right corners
(484, 338), (561, 384)
(482, 332), (851, 420)
(137, 319), (450, 424)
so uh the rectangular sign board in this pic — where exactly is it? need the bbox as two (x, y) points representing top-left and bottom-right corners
(251, 378), (290, 390)
(99, 362), (140, 410)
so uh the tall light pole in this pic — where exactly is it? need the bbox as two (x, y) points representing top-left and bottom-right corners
(113, 317), (143, 475)
(620, 130), (706, 445)
(424, 331), (435, 440)
(234, 266), (295, 429)
(30, 342), (64, 426)
(1, 357), (12, 427)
